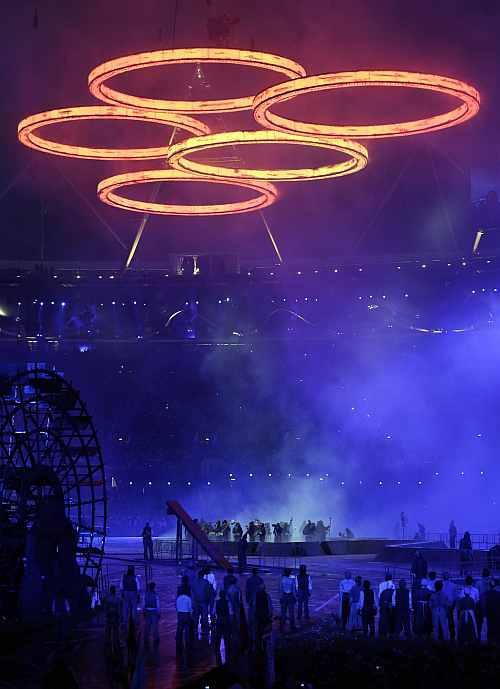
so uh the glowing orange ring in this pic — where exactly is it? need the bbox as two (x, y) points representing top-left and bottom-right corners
(88, 48), (306, 113)
(167, 130), (368, 182)
(17, 106), (210, 160)
(97, 170), (278, 216)
(253, 71), (480, 139)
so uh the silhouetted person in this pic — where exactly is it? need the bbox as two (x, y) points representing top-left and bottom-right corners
(411, 551), (428, 586)
(246, 567), (263, 644)
(476, 567), (491, 638)
(258, 523), (266, 543)
(297, 564), (312, 622)
(457, 593), (477, 642)
(223, 566), (237, 591)
(394, 579), (412, 638)
(400, 511), (408, 539)
(339, 571), (355, 630)
(142, 522), (153, 561)
(459, 532), (473, 575)
(226, 577), (242, 651)
(430, 580), (450, 640)
(449, 520), (457, 549)
(191, 569), (211, 636)
(232, 521), (243, 541)
(103, 585), (122, 650)
(279, 568), (297, 632)
(121, 565), (140, 626)
(215, 590), (232, 664)
(238, 533), (248, 573)
(442, 572), (457, 640)
(144, 581), (160, 647)
(378, 575), (395, 638)
(273, 522), (283, 543)
(361, 580), (376, 638)
(347, 576), (363, 631)
(413, 584), (431, 638)
(484, 578), (500, 644)
(248, 521), (257, 542)
(254, 583), (273, 652)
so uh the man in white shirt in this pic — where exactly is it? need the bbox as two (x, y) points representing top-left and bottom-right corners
(203, 565), (217, 620)
(378, 573), (396, 600)
(280, 568), (297, 632)
(339, 571), (355, 630)
(176, 580), (193, 656)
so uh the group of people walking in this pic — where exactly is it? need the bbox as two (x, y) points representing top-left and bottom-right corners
(103, 565), (161, 652)
(339, 566), (500, 642)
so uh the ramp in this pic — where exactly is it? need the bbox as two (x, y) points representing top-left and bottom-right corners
(166, 500), (232, 571)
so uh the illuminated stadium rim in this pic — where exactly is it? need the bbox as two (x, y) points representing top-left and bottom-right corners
(17, 106), (210, 160)
(253, 70), (480, 139)
(88, 48), (307, 113)
(167, 130), (368, 182)
(97, 170), (279, 216)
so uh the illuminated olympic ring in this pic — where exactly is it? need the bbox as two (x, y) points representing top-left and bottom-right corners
(253, 71), (480, 139)
(17, 106), (210, 160)
(97, 170), (279, 216)
(167, 130), (368, 182)
(88, 48), (306, 113)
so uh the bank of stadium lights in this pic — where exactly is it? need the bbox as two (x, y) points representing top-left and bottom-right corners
(124, 470), (489, 489)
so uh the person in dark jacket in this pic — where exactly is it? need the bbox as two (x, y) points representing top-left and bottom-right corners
(214, 590), (233, 664)
(297, 564), (312, 621)
(484, 578), (500, 644)
(246, 567), (264, 645)
(476, 568), (491, 638)
(449, 520), (457, 549)
(429, 580), (450, 640)
(223, 566), (237, 591)
(457, 592), (477, 641)
(238, 533), (248, 574)
(191, 569), (212, 636)
(411, 551), (428, 586)
(142, 522), (154, 561)
(459, 532), (473, 576)
(413, 584), (432, 638)
(103, 585), (122, 650)
(254, 583), (273, 651)
(394, 579), (412, 638)
(361, 580), (376, 638)
(121, 565), (140, 625)
(232, 522), (243, 541)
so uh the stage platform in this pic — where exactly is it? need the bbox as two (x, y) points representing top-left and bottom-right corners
(106, 535), (404, 559)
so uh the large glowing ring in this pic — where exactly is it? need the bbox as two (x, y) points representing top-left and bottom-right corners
(88, 48), (306, 113)
(17, 106), (210, 160)
(97, 170), (278, 216)
(253, 71), (480, 139)
(167, 130), (368, 182)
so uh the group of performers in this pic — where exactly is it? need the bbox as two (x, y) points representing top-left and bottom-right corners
(197, 517), (344, 542)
